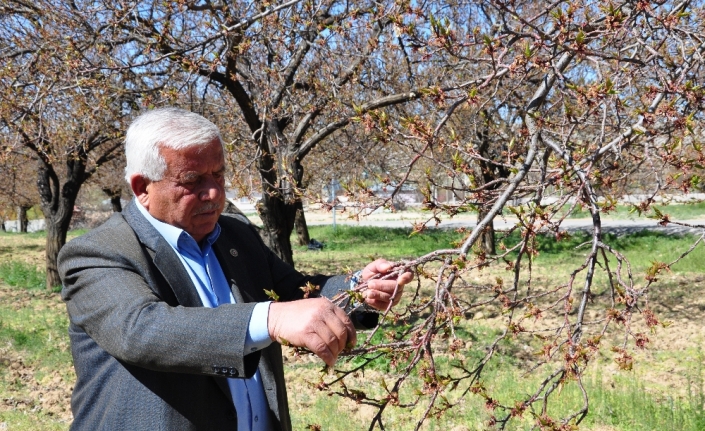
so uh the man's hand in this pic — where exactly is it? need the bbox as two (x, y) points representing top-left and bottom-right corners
(268, 298), (356, 367)
(362, 259), (414, 311)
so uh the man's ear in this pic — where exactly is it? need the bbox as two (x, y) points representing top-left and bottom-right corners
(130, 175), (150, 208)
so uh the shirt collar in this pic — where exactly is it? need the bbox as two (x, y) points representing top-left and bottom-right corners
(135, 199), (221, 251)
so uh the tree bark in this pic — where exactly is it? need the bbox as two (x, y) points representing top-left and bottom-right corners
(474, 110), (509, 256)
(17, 205), (30, 233)
(45, 218), (68, 289)
(110, 196), (122, 213)
(102, 187), (123, 212)
(37, 158), (83, 290)
(252, 122), (307, 267)
(292, 160), (310, 246)
(294, 202), (310, 246)
(257, 192), (296, 266)
(477, 209), (496, 256)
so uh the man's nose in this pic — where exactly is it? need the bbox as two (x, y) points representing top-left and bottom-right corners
(200, 176), (222, 200)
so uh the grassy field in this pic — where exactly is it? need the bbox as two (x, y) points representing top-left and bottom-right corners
(286, 226), (705, 430)
(1, 225), (705, 430)
(554, 200), (705, 221)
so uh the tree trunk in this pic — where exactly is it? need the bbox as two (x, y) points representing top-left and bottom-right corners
(254, 125), (305, 267)
(45, 218), (68, 289)
(292, 161), (310, 246)
(474, 110), (508, 257)
(110, 196), (122, 212)
(37, 158), (84, 290)
(41, 203), (75, 290)
(102, 188), (123, 212)
(294, 201), (310, 246)
(477, 209), (496, 255)
(17, 205), (29, 233)
(257, 192), (296, 266)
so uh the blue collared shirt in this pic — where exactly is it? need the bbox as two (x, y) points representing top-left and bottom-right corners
(136, 201), (272, 431)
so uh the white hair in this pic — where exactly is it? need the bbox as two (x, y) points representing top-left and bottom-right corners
(124, 107), (223, 185)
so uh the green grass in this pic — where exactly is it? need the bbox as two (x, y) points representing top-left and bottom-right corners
(0, 282), (73, 430)
(287, 226), (705, 430)
(1, 225), (705, 430)
(300, 225), (463, 256)
(289, 352), (705, 431)
(294, 225), (705, 280)
(293, 225), (465, 274)
(288, 358), (705, 431)
(0, 411), (68, 431)
(0, 299), (70, 366)
(506, 229), (705, 274)
(563, 201), (705, 220)
(583, 377), (705, 430)
(0, 229), (47, 238)
(0, 261), (46, 290)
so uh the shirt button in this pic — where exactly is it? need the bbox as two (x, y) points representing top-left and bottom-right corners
(254, 416), (258, 422)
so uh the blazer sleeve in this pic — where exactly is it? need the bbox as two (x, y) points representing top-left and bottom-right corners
(59, 216), (260, 379)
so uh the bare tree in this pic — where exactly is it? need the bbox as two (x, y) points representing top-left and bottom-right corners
(3, 0), (705, 428)
(0, 150), (38, 233)
(310, 1), (705, 429)
(0, 1), (139, 288)
(77, 0), (462, 265)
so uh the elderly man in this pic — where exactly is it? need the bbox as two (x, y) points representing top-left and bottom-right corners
(59, 107), (412, 431)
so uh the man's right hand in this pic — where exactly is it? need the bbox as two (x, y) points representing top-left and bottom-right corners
(267, 298), (356, 367)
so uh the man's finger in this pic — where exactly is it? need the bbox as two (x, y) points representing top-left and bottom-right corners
(362, 258), (393, 279)
(308, 333), (336, 367)
(368, 280), (404, 296)
(398, 270), (414, 285)
(365, 288), (390, 302)
(322, 308), (352, 354)
(374, 259), (392, 273)
(365, 279), (405, 310)
(333, 305), (357, 348)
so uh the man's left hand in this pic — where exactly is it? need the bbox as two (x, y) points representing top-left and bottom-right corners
(361, 259), (413, 311)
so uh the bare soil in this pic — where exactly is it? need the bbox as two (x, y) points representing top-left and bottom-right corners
(0, 234), (45, 269)
(0, 285), (74, 425)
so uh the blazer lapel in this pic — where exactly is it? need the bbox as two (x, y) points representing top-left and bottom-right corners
(122, 199), (203, 307)
(122, 200), (234, 405)
(213, 234), (260, 304)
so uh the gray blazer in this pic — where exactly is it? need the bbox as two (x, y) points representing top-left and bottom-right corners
(59, 200), (364, 430)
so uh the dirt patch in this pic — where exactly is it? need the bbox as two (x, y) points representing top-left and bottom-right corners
(0, 347), (73, 423)
(0, 284), (74, 425)
(462, 270), (705, 400)
(281, 268), (705, 430)
(0, 286), (65, 313)
(0, 235), (46, 269)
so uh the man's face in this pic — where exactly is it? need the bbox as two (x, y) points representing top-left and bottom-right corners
(140, 139), (226, 242)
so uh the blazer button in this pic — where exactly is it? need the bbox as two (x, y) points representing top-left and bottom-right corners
(212, 366), (220, 374)
(229, 367), (238, 377)
(230, 248), (238, 257)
